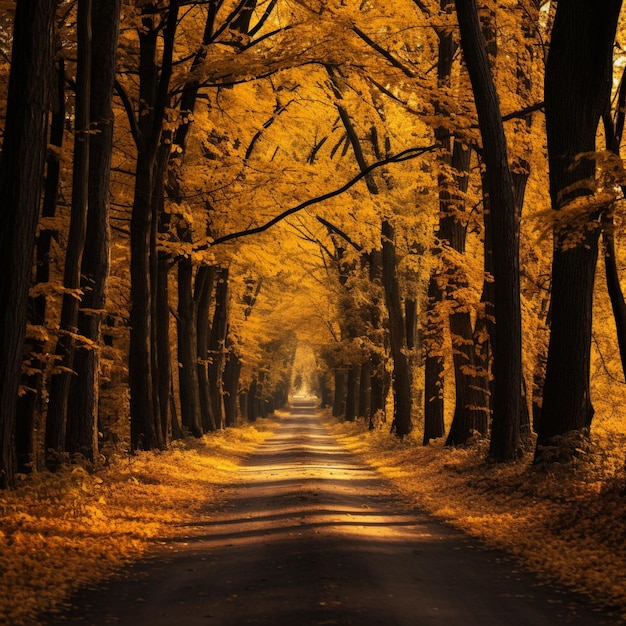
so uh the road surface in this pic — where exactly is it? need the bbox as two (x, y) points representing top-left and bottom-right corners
(50, 401), (618, 625)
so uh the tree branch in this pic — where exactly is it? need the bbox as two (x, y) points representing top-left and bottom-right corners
(195, 144), (437, 250)
(352, 26), (417, 79)
(501, 101), (544, 122)
(316, 216), (363, 252)
(114, 79), (139, 146)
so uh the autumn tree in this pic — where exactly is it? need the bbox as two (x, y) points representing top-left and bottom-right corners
(454, 0), (524, 461)
(45, 0), (94, 466)
(0, 0), (57, 488)
(535, 0), (623, 462)
(67, 0), (122, 460)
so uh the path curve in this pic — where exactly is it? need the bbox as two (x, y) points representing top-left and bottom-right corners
(50, 402), (617, 625)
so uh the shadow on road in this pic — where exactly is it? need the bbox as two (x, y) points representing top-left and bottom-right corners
(48, 404), (620, 626)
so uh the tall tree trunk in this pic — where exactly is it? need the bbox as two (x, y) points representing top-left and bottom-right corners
(223, 349), (242, 427)
(196, 265), (217, 432)
(455, 0), (524, 461)
(208, 267), (229, 429)
(442, 142), (490, 446)
(382, 220), (413, 437)
(357, 359), (371, 420)
(332, 369), (347, 418)
(177, 257), (203, 437)
(68, 0), (121, 461)
(405, 299), (417, 351)
(602, 217), (626, 383)
(423, 278), (445, 444)
(536, 1), (622, 461)
(601, 70), (626, 384)
(247, 378), (258, 422)
(344, 365), (359, 422)
(129, 3), (179, 451)
(46, 0), (93, 466)
(16, 57), (65, 473)
(0, 0), (57, 488)
(367, 250), (387, 426)
(423, 0), (456, 445)
(156, 251), (173, 443)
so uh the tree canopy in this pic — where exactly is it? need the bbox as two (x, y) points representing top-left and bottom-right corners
(1, 0), (626, 488)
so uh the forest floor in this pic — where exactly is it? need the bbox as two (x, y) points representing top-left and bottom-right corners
(0, 404), (624, 625)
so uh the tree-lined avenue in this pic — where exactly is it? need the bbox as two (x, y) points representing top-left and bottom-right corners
(50, 402), (615, 626)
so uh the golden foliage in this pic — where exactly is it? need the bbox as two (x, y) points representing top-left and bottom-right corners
(0, 419), (279, 626)
(329, 417), (626, 620)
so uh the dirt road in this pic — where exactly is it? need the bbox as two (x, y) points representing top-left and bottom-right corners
(50, 402), (617, 625)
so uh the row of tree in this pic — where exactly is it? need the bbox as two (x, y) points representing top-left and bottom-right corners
(1, 0), (625, 489)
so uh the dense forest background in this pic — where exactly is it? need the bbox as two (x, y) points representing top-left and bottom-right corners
(1, 0), (626, 490)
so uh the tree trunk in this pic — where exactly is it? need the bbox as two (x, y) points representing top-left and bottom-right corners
(156, 252), (173, 444)
(423, 0), (456, 446)
(357, 359), (371, 420)
(16, 56), (65, 473)
(344, 365), (359, 422)
(128, 3), (179, 451)
(208, 267), (229, 429)
(45, 0), (93, 466)
(536, 0), (622, 462)
(602, 216), (626, 383)
(247, 379), (258, 422)
(223, 350), (242, 427)
(601, 74), (626, 384)
(381, 220), (412, 437)
(177, 257), (203, 437)
(332, 369), (347, 418)
(423, 277), (445, 444)
(445, 309), (489, 445)
(440, 141), (490, 446)
(405, 299), (417, 351)
(455, 0), (524, 461)
(68, 0), (120, 461)
(0, 0), (57, 488)
(367, 250), (387, 427)
(195, 265), (217, 431)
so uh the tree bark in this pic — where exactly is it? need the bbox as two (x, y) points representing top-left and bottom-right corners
(223, 349), (242, 427)
(16, 56), (65, 473)
(0, 0), (57, 488)
(536, 0), (622, 461)
(196, 265), (217, 432)
(405, 299), (417, 351)
(441, 142), (490, 446)
(156, 251), (173, 443)
(45, 0), (93, 466)
(344, 365), (359, 422)
(455, 0), (524, 461)
(357, 359), (371, 420)
(601, 73), (626, 384)
(129, 3), (179, 451)
(68, 0), (121, 461)
(423, 277), (445, 444)
(178, 257), (203, 437)
(208, 267), (230, 429)
(332, 369), (347, 418)
(423, 0), (456, 446)
(382, 220), (413, 437)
